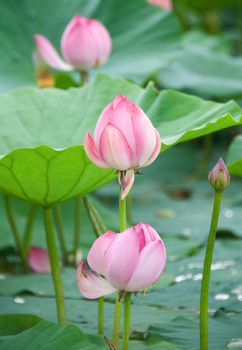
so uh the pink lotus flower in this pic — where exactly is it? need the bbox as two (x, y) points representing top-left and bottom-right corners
(147, 0), (173, 11)
(77, 223), (166, 299)
(84, 94), (161, 199)
(28, 246), (51, 273)
(33, 15), (112, 72)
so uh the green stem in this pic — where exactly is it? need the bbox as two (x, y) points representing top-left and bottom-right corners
(43, 207), (66, 325)
(122, 292), (131, 350)
(112, 292), (122, 346)
(112, 188), (127, 345)
(53, 205), (68, 265)
(83, 196), (107, 237)
(98, 297), (104, 335)
(126, 194), (133, 225)
(119, 189), (127, 232)
(200, 191), (223, 350)
(83, 195), (107, 335)
(3, 195), (26, 269)
(79, 71), (88, 86)
(22, 204), (38, 266)
(73, 197), (83, 260)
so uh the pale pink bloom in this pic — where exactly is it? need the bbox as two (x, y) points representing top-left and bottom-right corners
(208, 157), (230, 191)
(84, 94), (161, 199)
(33, 15), (112, 71)
(147, 0), (173, 11)
(28, 246), (51, 273)
(76, 223), (166, 299)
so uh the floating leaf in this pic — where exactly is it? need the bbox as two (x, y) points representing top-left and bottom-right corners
(0, 314), (99, 350)
(149, 312), (242, 350)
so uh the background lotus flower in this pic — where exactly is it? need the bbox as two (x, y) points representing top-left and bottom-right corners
(147, 0), (173, 11)
(77, 223), (166, 299)
(28, 246), (51, 273)
(84, 94), (161, 199)
(34, 15), (112, 72)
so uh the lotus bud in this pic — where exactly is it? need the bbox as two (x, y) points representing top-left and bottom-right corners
(34, 15), (112, 72)
(84, 94), (161, 199)
(208, 157), (230, 192)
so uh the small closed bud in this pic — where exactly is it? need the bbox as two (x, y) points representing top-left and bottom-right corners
(208, 158), (230, 191)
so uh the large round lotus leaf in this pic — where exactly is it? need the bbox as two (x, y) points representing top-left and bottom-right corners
(0, 74), (241, 206)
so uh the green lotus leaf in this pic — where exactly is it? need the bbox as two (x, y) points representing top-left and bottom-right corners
(227, 135), (242, 176)
(157, 48), (242, 99)
(0, 74), (241, 206)
(0, 314), (99, 350)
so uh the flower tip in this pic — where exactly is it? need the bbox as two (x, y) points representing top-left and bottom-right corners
(208, 157), (230, 191)
(115, 93), (125, 99)
(70, 14), (85, 24)
(84, 130), (91, 139)
(147, 0), (173, 11)
(73, 14), (82, 20)
(33, 34), (41, 44)
(112, 93), (130, 108)
(76, 260), (84, 275)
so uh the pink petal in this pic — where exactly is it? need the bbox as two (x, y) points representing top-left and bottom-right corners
(104, 228), (140, 290)
(87, 19), (112, 65)
(61, 16), (96, 69)
(87, 231), (117, 275)
(93, 95), (124, 148)
(99, 124), (133, 170)
(132, 108), (158, 166)
(28, 246), (51, 273)
(134, 223), (161, 251)
(33, 35), (73, 71)
(118, 169), (135, 200)
(108, 96), (137, 157)
(77, 262), (116, 299)
(142, 129), (161, 167)
(148, 0), (173, 11)
(126, 240), (166, 291)
(84, 131), (109, 168)
(61, 15), (84, 58)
